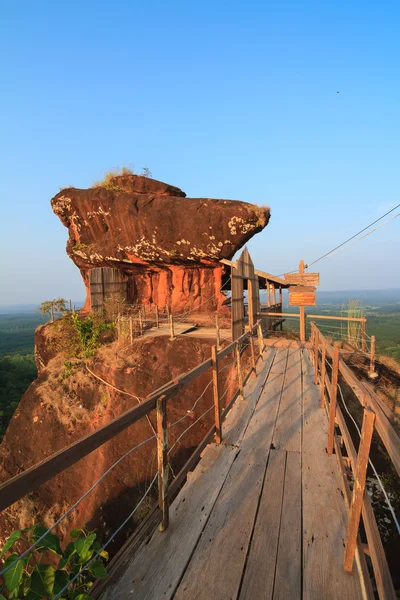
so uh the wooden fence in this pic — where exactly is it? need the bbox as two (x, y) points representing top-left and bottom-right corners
(310, 322), (399, 600)
(0, 322), (264, 515)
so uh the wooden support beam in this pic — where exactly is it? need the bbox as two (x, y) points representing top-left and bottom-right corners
(169, 314), (175, 341)
(344, 408), (376, 573)
(212, 345), (222, 444)
(249, 330), (257, 374)
(235, 341), (244, 399)
(267, 282), (271, 307)
(369, 335), (376, 377)
(320, 340), (326, 409)
(257, 320), (264, 358)
(314, 328), (319, 385)
(327, 345), (339, 454)
(216, 315), (221, 350)
(157, 395), (169, 531)
(272, 284), (276, 305)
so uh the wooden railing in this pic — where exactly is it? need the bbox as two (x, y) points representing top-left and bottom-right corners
(310, 322), (399, 600)
(0, 322), (264, 520)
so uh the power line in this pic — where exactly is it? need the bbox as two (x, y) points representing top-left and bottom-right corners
(278, 202), (400, 275)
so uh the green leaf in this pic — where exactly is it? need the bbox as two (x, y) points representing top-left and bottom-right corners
(29, 564), (55, 598)
(26, 590), (41, 600)
(3, 553), (23, 594)
(32, 526), (63, 556)
(53, 569), (70, 595)
(87, 560), (107, 579)
(0, 531), (20, 558)
(74, 533), (96, 559)
(59, 542), (76, 569)
(0, 595), (7, 600)
(70, 529), (81, 538)
(74, 595), (94, 600)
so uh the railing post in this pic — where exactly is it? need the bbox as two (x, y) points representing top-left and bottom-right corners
(314, 328), (319, 385)
(320, 339), (326, 409)
(169, 314), (175, 341)
(369, 335), (376, 377)
(142, 304), (146, 323)
(327, 345), (340, 454)
(361, 321), (366, 353)
(216, 314), (221, 350)
(235, 341), (244, 399)
(166, 303), (170, 321)
(257, 320), (264, 358)
(212, 345), (222, 443)
(129, 316), (133, 344)
(249, 329), (257, 374)
(157, 395), (169, 532)
(344, 408), (375, 573)
(139, 310), (143, 336)
(156, 304), (159, 329)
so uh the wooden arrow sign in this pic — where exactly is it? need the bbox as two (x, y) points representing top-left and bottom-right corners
(284, 272), (320, 286)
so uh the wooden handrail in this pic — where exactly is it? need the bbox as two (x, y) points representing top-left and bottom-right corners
(0, 325), (259, 512)
(321, 371), (396, 599)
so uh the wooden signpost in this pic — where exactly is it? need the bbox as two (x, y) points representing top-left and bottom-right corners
(288, 261), (320, 342)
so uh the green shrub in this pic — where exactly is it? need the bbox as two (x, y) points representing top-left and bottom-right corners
(0, 525), (108, 599)
(71, 314), (113, 358)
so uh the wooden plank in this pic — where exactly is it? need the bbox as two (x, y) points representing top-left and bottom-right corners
(284, 272), (320, 286)
(272, 348), (301, 452)
(173, 351), (285, 600)
(273, 451), (301, 600)
(231, 259), (244, 341)
(344, 409), (375, 573)
(239, 450), (286, 600)
(102, 443), (239, 600)
(290, 290), (316, 307)
(302, 348), (364, 599)
(212, 345), (222, 443)
(333, 437), (375, 600)
(157, 395), (169, 531)
(327, 345), (339, 454)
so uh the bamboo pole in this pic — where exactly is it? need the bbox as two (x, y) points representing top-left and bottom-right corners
(361, 321), (366, 353)
(320, 340), (326, 409)
(157, 395), (169, 531)
(212, 345), (222, 444)
(235, 341), (244, 400)
(327, 345), (340, 454)
(169, 314), (175, 341)
(156, 305), (159, 329)
(216, 314), (221, 350)
(344, 408), (376, 572)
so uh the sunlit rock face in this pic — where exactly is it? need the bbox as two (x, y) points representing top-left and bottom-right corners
(51, 175), (270, 314)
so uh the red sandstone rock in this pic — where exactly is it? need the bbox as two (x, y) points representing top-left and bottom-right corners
(51, 175), (270, 314)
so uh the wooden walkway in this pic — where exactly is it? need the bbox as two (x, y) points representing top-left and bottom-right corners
(101, 340), (365, 600)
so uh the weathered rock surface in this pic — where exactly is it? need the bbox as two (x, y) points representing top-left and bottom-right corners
(0, 322), (242, 550)
(51, 175), (269, 313)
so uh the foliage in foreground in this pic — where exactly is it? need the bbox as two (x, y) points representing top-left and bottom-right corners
(0, 525), (108, 599)
(37, 300), (69, 323)
(71, 313), (114, 359)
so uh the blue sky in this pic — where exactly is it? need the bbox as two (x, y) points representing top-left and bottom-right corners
(1, 0), (399, 303)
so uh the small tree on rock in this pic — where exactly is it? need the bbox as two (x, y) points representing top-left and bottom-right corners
(37, 298), (69, 322)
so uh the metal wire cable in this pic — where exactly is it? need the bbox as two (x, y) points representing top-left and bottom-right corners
(168, 405), (214, 456)
(0, 433), (157, 578)
(52, 473), (159, 599)
(323, 356), (400, 535)
(277, 203), (400, 275)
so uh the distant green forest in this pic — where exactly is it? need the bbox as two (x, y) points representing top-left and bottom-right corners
(0, 312), (49, 440)
(0, 294), (399, 440)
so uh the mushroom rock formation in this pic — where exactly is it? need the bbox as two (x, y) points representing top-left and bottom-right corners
(51, 175), (270, 316)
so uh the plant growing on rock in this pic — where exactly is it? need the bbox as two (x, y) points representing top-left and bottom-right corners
(71, 313), (114, 358)
(38, 299), (69, 323)
(0, 525), (107, 599)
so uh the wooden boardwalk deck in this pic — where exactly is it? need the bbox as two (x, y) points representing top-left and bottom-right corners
(101, 340), (365, 600)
